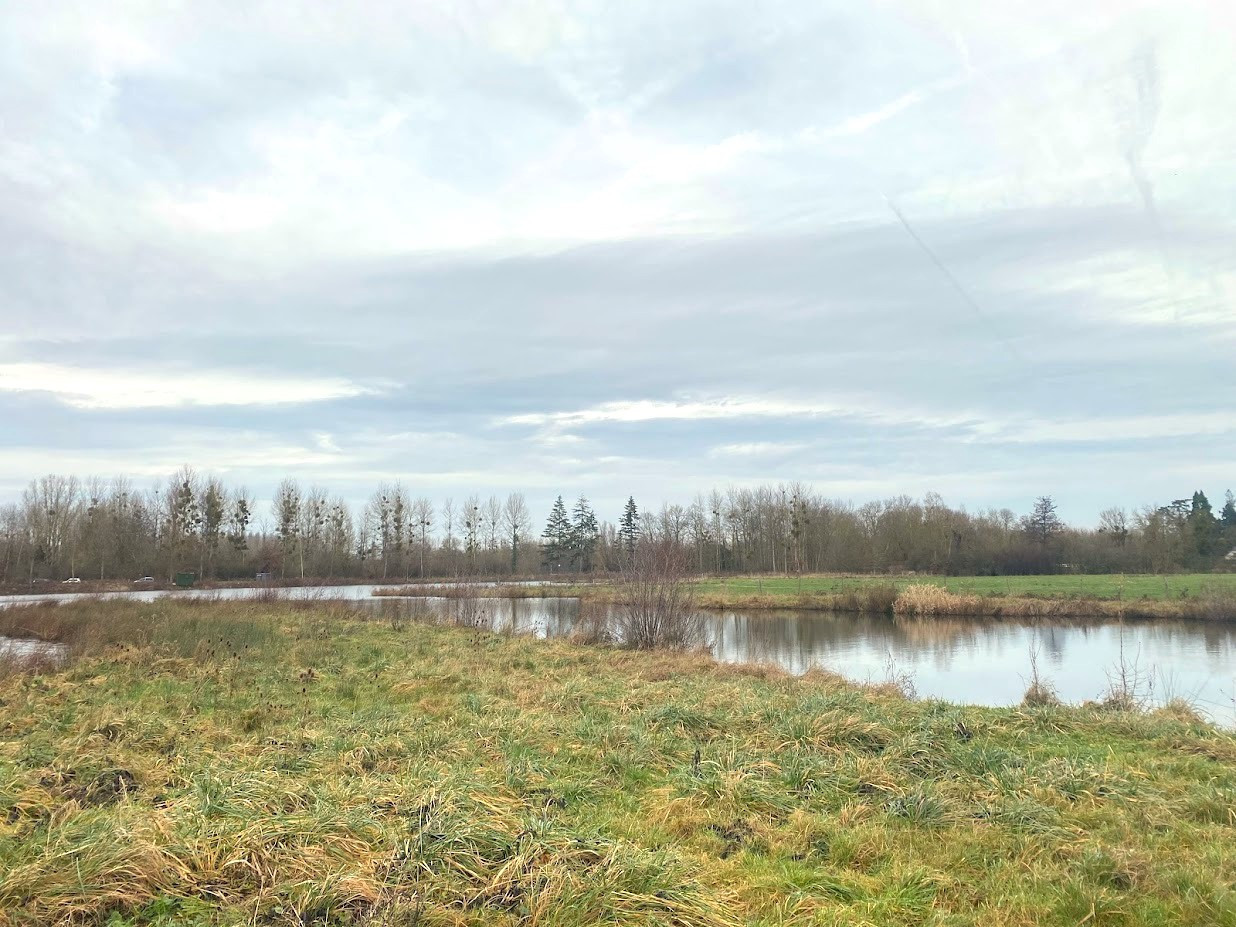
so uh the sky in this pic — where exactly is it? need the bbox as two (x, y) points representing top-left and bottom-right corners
(1, 0), (1234, 526)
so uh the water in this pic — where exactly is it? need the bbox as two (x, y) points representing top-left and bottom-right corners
(2, 585), (1234, 725)
(0, 636), (68, 662)
(0, 581), (539, 607)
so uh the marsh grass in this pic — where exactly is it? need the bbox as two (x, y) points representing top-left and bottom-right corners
(2, 600), (1235, 926)
(893, 584), (983, 618)
(1021, 644), (1061, 708)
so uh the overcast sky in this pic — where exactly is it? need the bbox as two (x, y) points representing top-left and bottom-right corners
(2, 1), (1234, 525)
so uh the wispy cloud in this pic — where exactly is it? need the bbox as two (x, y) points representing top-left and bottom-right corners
(0, 363), (375, 410)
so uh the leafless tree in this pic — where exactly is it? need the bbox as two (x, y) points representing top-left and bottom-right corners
(411, 496), (434, 578)
(502, 492), (531, 574)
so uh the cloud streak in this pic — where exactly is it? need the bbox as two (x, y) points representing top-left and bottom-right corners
(0, 363), (375, 410)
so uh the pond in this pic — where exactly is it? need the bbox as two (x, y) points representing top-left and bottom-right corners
(1, 585), (1233, 726)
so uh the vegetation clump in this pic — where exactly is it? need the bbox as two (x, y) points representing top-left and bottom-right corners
(892, 583), (983, 618)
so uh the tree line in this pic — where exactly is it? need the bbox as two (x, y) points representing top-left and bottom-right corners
(1, 468), (1233, 583)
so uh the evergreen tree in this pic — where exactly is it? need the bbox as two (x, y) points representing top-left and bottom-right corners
(1021, 496), (1062, 546)
(1187, 490), (1219, 558)
(571, 496), (600, 571)
(541, 496), (571, 572)
(618, 496), (640, 560)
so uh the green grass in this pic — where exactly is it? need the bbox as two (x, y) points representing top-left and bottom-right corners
(2, 599), (1236, 925)
(694, 573), (1236, 602)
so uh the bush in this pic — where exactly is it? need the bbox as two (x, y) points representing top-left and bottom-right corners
(614, 542), (705, 649)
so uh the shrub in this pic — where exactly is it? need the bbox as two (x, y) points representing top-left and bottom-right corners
(614, 541), (705, 649)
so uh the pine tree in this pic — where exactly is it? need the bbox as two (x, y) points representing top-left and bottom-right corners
(618, 496), (640, 560)
(1021, 496), (1062, 546)
(571, 496), (599, 572)
(1221, 491), (1236, 552)
(541, 496), (571, 572)
(1187, 490), (1219, 558)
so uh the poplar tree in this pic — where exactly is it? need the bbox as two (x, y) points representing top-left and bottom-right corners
(200, 478), (226, 577)
(228, 493), (252, 553)
(274, 478), (302, 578)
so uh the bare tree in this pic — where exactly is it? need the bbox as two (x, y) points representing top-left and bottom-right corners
(273, 478), (303, 579)
(484, 495), (502, 557)
(200, 476), (227, 578)
(411, 497), (434, 578)
(502, 492), (531, 574)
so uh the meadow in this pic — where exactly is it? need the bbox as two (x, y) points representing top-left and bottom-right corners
(2, 598), (1235, 925)
(691, 573), (1236, 602)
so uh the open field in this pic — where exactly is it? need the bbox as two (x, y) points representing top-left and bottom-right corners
(693, 574), (1236, 602)
(2, 599), (1236, 925)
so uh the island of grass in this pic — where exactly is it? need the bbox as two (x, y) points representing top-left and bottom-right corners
(374, 572), (1236, 620)
(2, 598), (1235, 926)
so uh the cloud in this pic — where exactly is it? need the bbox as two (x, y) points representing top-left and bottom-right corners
(709, 441), (808, 458)
(0, 363), (375, 410)
(497, 396), (980, 432)
(0, 1), (1234, 522)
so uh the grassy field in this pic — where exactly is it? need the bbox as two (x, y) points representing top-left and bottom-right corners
(693, 573), (1236, 602)
(2, 599), (1236, 925)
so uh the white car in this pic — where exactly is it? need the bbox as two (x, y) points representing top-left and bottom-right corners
(61, 577), (82, 584)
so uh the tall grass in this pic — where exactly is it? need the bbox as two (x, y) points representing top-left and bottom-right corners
(893, 584), (983, 618)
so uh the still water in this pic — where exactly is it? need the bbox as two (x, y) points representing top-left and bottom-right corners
(1, 585), (1233, 725)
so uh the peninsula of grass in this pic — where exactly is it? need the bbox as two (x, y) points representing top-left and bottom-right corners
(374, 572), (1236, 620)
(2, 599), (1235, 926)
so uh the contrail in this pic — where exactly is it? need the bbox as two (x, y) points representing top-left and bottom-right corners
(882, 194), (1026, 364)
